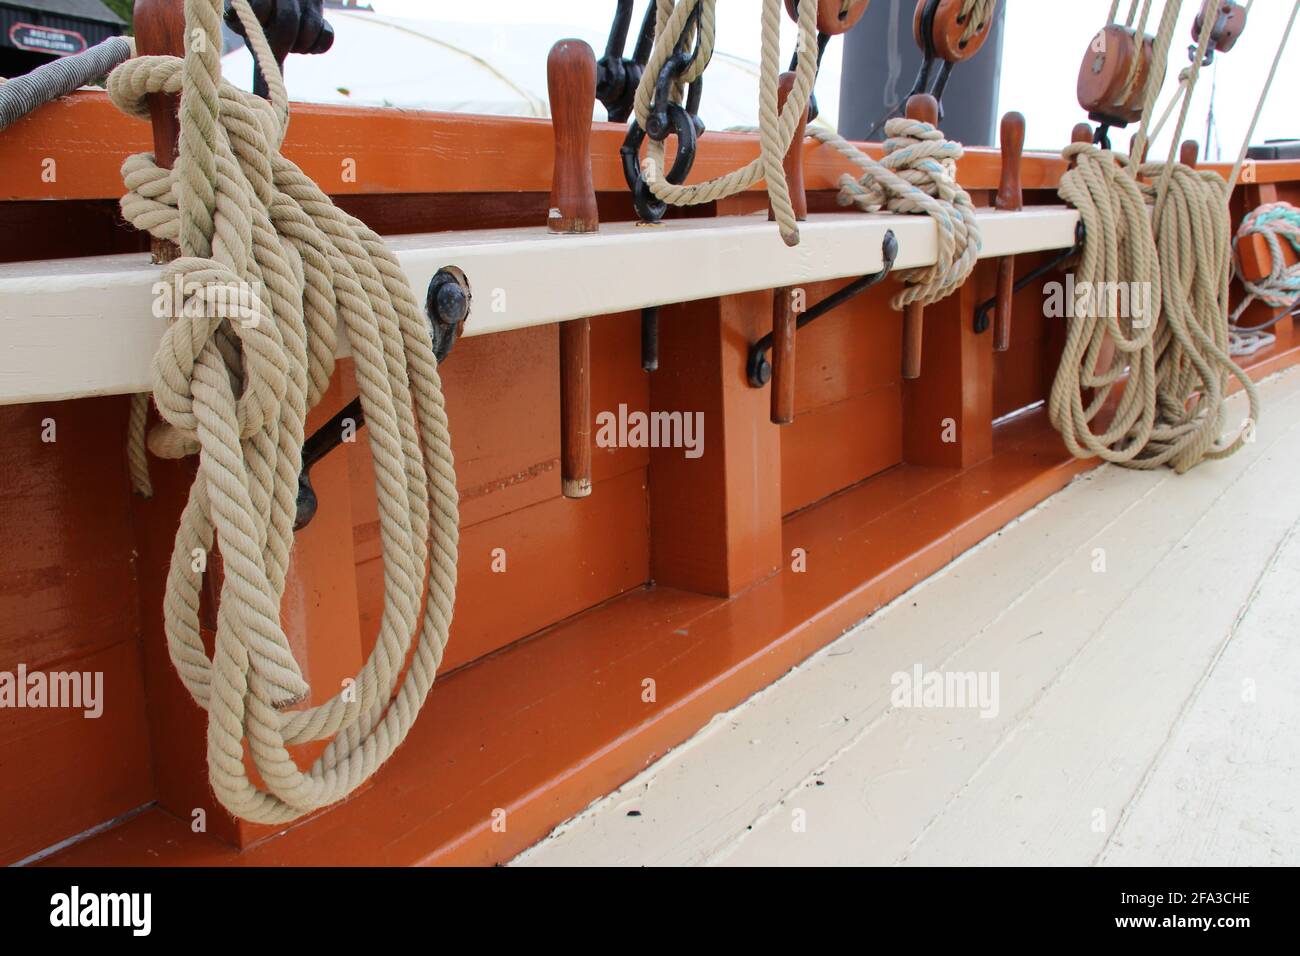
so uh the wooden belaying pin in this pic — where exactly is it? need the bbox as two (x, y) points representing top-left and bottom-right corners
(769, 71), (809, 426)
(992, 111), (1024, 354)
(547, 39), (599, 499)
(1180, 139), (1200, 168)
(547, 39), (599, 234)
(901, 93), (939, 381)
(135, 0), (186, 265)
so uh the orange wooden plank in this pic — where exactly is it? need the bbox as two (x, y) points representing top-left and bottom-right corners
(39, 406), (1106, 868)
(780, 387), (903, 516)
(0, 641), (152, 865)
(790, 279), (900, 415)
(358, 466), (650, 675)
(0, 395), (153, 863)
(0, 89), (1101, 203)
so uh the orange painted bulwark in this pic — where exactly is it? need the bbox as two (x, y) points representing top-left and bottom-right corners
(2, 96), (1300, 867)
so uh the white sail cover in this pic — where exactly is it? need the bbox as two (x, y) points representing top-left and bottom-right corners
(220, 6), (840, 131)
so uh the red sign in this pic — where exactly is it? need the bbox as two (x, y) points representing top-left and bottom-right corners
(8, 23), (87, 56)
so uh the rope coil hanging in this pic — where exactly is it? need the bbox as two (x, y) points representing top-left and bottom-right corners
(1229, 202), (1300, 355)
(1052, 0), (1265, 473)
(108, 0), (458, 823)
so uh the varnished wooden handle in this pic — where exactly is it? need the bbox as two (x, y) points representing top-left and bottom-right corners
(770, 72), (809, 224)
(996, 112), (1025, 213)
(135, 0), (186, 263)
(993, 111), (1024, 353)
(560, 318), (592, 498)
(901, 94), (938, 380)
(1180, 139), (1199, 168)
(547, 39), (599, 234)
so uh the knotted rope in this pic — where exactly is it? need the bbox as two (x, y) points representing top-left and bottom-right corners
(107, 0), (458, 823)
(632, 0), (820, 245)
(1229, 202), (1300, 355)
(810, 118), (980, 311)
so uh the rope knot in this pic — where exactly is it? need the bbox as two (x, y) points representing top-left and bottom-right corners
(150, 257), (286, 444)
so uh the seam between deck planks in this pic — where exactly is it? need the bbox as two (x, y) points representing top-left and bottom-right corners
(513, 369), (1300, 866)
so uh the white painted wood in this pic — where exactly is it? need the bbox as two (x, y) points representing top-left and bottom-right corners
(0, 207), (1078, 405)
(512, 369), (1300, 867)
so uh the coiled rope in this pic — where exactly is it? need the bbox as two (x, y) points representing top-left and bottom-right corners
(1051, 0), (1265, 473)
(107, 0), (458, 823)
(810, 118), (980, 311)
(1230, 202), (1300, 355)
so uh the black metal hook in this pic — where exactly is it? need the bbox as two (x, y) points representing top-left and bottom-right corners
(294, 266), (470, 531)
(973, 221), (1085, 335)
(620, 4), (706, 223)
(747, 231), (899, 388)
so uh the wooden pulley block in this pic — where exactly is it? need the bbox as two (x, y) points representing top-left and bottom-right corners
(1077, 24), (1154, 126)
(784, 0), (869, 36)
(1194, 1), (1247, 55)
(913, 0), (996, 63)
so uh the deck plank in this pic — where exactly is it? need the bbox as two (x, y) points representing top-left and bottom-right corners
(514, 368), (1300, 866)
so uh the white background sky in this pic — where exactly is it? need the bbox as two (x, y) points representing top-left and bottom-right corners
(365, 0), (1298, 158)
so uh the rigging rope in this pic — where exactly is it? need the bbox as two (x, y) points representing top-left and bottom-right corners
(1229, 202), (1300, 355)
(632, 0), (819, 245)
(635, 0), (979, 305)
(1051, 0), (1266, 473)
(107, 0), (458, 823)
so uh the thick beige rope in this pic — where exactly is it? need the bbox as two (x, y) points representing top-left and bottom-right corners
(1052, 0), (1259, 472)
(632, 0), (819, 245)
(108, 0), (458, 823)
(810, 118), (980, 311)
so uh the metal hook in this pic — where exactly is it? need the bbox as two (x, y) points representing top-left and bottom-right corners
(973, 221), (1085, 335)
(747, 231), (899, 388)
(294, 266), (470, 531)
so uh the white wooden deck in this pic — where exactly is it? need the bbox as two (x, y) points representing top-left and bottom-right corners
(514, 367), (1300, 867)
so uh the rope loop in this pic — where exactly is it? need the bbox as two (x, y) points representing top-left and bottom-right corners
(107, 0), (459, 824)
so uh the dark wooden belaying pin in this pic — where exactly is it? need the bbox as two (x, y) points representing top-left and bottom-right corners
(547, 38), (599, 499)
(991, 111), (1024, 353)
(901, 93), (939, 381)
(769, 71), (809, 426)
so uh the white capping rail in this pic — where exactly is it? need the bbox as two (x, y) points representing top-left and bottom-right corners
(0, 206), (1078, 405)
